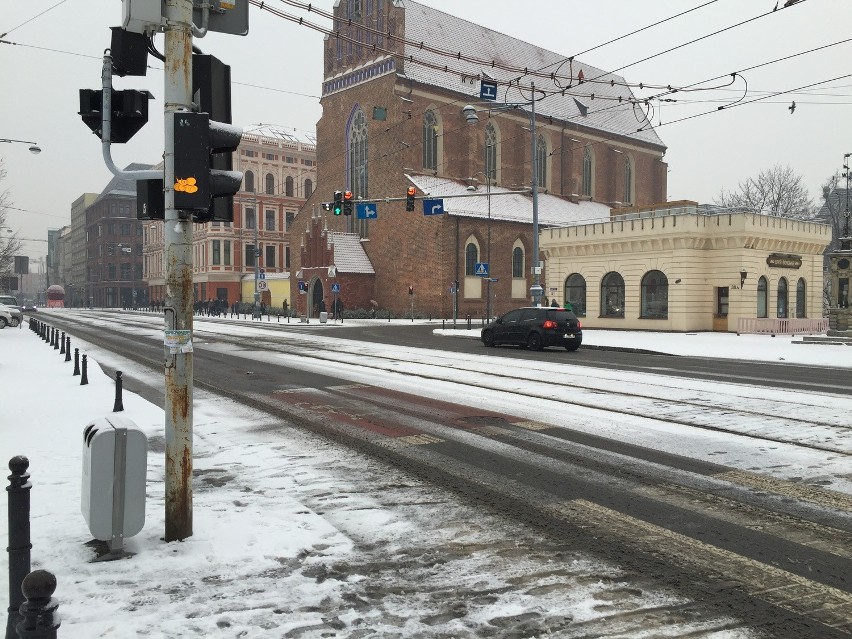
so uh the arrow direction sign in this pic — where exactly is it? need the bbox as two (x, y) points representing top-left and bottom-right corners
(480, 80), (498, 101)
(423, 198), (444, 216)
(475, 262), (489, 277)
(356, 203), (377, 219)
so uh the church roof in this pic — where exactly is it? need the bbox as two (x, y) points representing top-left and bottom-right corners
(406, 173), (612, 227)
(398, 0), (665, 149)
(328, 231), (375, 274)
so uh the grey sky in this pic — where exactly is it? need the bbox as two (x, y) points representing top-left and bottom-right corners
(1, 0), (850, 259)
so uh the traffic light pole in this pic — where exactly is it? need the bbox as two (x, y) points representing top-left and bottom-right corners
(163, 0), (195, 542)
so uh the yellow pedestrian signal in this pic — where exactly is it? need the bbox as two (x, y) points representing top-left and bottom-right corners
(174, 177), (199, 193)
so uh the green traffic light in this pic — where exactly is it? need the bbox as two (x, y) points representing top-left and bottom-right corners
(334, 206), (342, 215)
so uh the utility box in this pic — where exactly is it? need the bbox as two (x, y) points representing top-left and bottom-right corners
(81, 416), (147, 550)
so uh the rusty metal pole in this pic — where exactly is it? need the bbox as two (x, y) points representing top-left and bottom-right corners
(163, 0), (194, 542)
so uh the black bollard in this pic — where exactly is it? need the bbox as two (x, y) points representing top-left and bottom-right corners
(64, 338), (70, 363)
(80, 355), (88, 386)
(16, 570), (59, 639)
(72, 349), (80, 376)
(59, 333), (65, 355)
(6, 457), (31, 639)
(113, 371), (124, 412)
(53, 330), (59, 350)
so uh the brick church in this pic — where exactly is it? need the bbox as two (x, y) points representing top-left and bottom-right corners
(290, 0), (667, 319)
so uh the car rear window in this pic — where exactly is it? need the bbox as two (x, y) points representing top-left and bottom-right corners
(545, 309), (576, 321)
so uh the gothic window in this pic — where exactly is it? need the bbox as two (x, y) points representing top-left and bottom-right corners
(348, 107), (369, 237)
(423, 110), (438, 171)
(623, 156), (634, 204)
(485, 123), (497, 183)
(582, 146), (593, 197)
(536, 134), (547, 189)
(465, 243), (478, 276)
(512, 246), (524, 278)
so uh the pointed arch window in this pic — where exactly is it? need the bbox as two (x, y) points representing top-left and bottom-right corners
(582, 146), (593, 196)
(623, 156), (634, 204)
(485, 123), (497, 183)
(423, 110), (438, 171)
(348, 107), (369, 237)
(465, 242), (478, 276)
(285, 176), (294, 197)
(536, 135), (547, 189)
(512, 246), (524, 278)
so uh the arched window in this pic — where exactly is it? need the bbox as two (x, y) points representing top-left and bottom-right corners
(244, 170), (255, 194)
(757, 276), (768, 318)
(465, 243), (478, 276)
(348, 107), (369, 236)
(623, 156), (634, 204)
(485, 123), (497, 183)
(512, 246), (524, 278)
(777, 277), (788, 318)
(640, 270), (668, 319)
(600, 272), (625, 318)
(564, 273), (586, 317)
(536, 134), (547, 189)
(304, 179), (313, 199)
(285, 176), (294, 197)
(265, 173), (275, 195)
(796, 278), (806, 318)
(423, 109), (438, 171)
(582, 146), (593, 196)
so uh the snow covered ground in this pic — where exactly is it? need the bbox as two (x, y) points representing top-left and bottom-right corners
(2, 314), (848, 637)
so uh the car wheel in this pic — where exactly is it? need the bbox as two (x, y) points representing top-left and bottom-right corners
(9, 317), (19, 328)
(564, 342), (580, 352)
(526, 332), (543, 351)
(482, 330), (495, 347)
(0, 318), (7, 329)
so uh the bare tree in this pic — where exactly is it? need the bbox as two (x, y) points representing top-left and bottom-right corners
(0, 160), (24, 286)
(714, 164), (813, 218)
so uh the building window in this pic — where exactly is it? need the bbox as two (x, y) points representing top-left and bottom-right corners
(423, 110), (438, 171)
(600, 271), (625, 317)
(564, 273), (586, 316)
(120, 263), (131, 281)
(286, 211), (295, 231)
(265, 210), (275, 231)
(640, 270), (668, 319)
(265, 245), (275, 268)
(244, 171), (255, 193)
(465, 243), (478, 276)
(796, 278), (806, 318)
(224, 240), (231, 266)
(108, 264), (116, 280)
(623, 156), (634, 204)
(348, 107), (369, 237)
(485, 123), (497, 183)
(582, 146), (593, 197)
(777, 277), (788, 318)
(535, 134), (547, 189)
(304, 179), (313, 199)
(285, 176), (294, 197)
(245, 208), (256, 230)
(245, 244), (256, 267)
(212, 240), (220, 265)
(285, 246), (290, 269)
(716, 287), (729, 317)
(757, 276), (768, 318)
(512, 246), (524, 278)
(265, 173), (275, 195)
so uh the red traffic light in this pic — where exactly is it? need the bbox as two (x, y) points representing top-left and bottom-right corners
(405, 186), (416, 212)
(343, 190), (353, 215)
(408, 286), (414, 295)
(407, 186), (416, 196)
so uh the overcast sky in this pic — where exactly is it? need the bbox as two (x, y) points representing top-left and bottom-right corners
(1, 0), (850, 260)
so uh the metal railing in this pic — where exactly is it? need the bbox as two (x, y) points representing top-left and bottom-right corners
(736, 317), (828, 336)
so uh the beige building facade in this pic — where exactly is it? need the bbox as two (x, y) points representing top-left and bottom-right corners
(541, 202), (831, 332)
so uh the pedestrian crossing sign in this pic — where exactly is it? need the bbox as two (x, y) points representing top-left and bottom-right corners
(475, 262), (489, 277)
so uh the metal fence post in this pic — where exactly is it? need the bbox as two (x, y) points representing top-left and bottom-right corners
(80, 355), (88, 386)
(15, 570), (59, 639)
(113, 371), (124, 412)
(6, 457), (31, 639)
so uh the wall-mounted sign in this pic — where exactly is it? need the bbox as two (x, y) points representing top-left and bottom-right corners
(766, 253), (802, 269)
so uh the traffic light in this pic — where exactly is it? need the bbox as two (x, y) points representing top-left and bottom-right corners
(173, 112), (243, 219)
(79, 88), (153, 143)
(343, 190), (353, 216)
(406, 186), (416, 211)
(333, 191), (343, 215)
(408, 286), (414, 296)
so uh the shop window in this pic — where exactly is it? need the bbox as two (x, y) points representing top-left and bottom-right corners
(640, 270), (668, 319)
(564, 273), (586, 316)
(600, 271), (624, 318)
(796, 278), (806, 318)
(757, 276), (768, 318)
(777, 277), (788, 318)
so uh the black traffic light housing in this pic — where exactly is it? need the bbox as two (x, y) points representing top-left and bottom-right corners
(406, 186), (416, 211)
(333, 191), (343, 215)
(79, 88), (153, 143)
(343, 190), (353, 216)
(173, 112), (243, 219)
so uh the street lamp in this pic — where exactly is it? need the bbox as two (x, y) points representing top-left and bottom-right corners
(463, 83), (542, 306)
(0, 139), (41, 154)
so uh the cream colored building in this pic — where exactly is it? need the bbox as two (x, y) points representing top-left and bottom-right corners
(541, 202), (831, 332)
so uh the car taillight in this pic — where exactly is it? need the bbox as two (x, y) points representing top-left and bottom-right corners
(542, 319), (558, 329)
(577, 320), (582, 329)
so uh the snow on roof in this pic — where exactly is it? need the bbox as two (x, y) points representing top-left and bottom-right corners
(399, 1), (665, 149)
(92, 163), (156, 205)
(241, 124), (317, 147)
(328, 231), (375, 274)
(407, 173), (612, 227)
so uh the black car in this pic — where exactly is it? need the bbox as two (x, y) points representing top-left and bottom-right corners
(481, 306), (582, 351)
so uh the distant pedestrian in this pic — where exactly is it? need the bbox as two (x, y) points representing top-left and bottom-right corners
(550, 299), (559, 307)
(563, 301), (573, 312)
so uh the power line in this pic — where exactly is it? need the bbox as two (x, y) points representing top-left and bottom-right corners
(0, 0), (68, 39)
